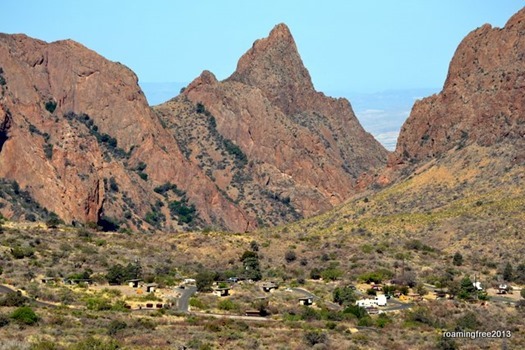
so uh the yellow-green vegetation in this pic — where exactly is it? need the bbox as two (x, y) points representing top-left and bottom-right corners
(0, 143), (524, 348)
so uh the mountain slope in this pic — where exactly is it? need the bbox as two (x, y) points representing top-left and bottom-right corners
(155, 24), (388, 226)
(391, 8), (525, 165)
(0, 34), (251, 232)
(287, 7), (525, 268)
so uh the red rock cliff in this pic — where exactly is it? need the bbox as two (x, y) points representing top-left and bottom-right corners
(392, 8), (525, 164)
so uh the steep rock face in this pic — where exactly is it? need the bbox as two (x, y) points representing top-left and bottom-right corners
(0, 34), (251, 232)
(392, 8), (525, 164)
(156, 24), (388, 224)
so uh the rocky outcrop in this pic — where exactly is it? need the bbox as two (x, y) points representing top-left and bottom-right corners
(156, 24), (388, 224)
(392, 8), (525, 164)
(0, 34), (251, 232)
(0, 24), (389, 231)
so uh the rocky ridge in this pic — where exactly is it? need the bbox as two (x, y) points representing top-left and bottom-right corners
(391, 8), (525, 165)
(0, 34), (250, 232)
(0, 24), (388, 230)
(155, 24), (388, 225)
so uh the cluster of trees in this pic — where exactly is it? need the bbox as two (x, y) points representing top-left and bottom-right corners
(106, 261), (142, 285)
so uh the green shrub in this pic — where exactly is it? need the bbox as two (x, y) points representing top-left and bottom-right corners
(320, 268), (342, 281)
(107, 320), (127, 335)
(196, 270), (215, 292)
(376, 313), (392, 328)
(310, 268), (322, 280)
(0, 313), (9, 327)
(86, 296), (112, 311)
(218, 299), (237, 311)
(10, 306), (38, 325)
(169, 198), (197, 224)
(284, 250), (297, 263)
(43, 143), (53, 159)
(29, 340), (57, 350)
(70, 337), (120, 350)
(303, 330), (328, 347)
(452, 252), (463, 266)
(46, 214), (63, 228)
(11, 245), (35, 259)
(333, 286), (356, 306)
(343, 305), (368, 319)
(44, 100), (57, 113)
(189, 297), (206, 309)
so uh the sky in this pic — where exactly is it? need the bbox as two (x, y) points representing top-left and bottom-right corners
(3, 1), (523, 93)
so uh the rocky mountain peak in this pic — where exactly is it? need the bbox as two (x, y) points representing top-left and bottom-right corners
(391, 7), (525, 165)
(227, 23), (314, 115)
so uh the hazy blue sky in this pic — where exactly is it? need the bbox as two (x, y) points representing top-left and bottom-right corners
(3, 1), (523, 94)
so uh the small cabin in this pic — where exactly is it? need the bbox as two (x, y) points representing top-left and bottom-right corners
(145, 283), (158, 293)
(213, 287), (230, 297)
(299, 297), (314, 306)
(40, 277), (56, 284)
(128, 279), (142, 288)
(184, 278), (196, 285)
(262, 282), (278, 292)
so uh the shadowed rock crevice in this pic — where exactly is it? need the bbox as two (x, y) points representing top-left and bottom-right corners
(0, 107), (11, 153)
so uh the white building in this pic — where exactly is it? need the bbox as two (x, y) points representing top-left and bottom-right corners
(356, 294), (387, 307)
(473, 281), (483, 291)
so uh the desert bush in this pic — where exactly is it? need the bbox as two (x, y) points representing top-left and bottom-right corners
(452, 252), (463, 266)
(11, 245), (35, 259)
(0, 313), (9, 327)
(86, 296), (112, 311)
(218, 299), (237, 311)
(107, 320), (127, 335)
(303, 330), (328, 347)
(29, 340), (57, 350)
(10, 306), (39, 325)
(285, 250), (297, 263)
(69, 337), (120, 350)
(0, 291), (28, 306)
(44, 100), (57, 113)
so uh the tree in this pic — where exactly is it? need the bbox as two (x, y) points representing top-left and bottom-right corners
(457, 277), (476, 300)
(240, 250), (262, 281)
(452, 252), (463, 266)
(249, 240), (259, 252)
(310, 268), (321, 280)
(196, 270), (215, 292)
(46, 214), (63, 229)
(415, 283), (428, 296)
(503, 262), (513, 282)
(333, 286), (356, 306)
(515, 264), (525, 284)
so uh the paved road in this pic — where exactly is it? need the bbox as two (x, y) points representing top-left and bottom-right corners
(382, 298), (414, 312)
(0, 285), (16, 294)
(176, 286), (197, 312)
(490, 295), (516, 305)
